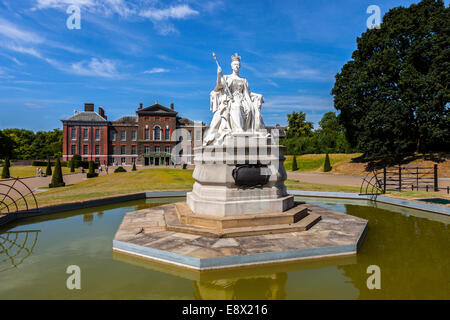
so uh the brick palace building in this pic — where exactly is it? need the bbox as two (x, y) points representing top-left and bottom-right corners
(62, 102), (206, 166)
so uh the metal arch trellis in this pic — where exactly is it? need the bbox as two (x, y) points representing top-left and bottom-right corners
(0, 177), (39, 216)
(0, 230), (40, 273)
(360, 169), (384, 200)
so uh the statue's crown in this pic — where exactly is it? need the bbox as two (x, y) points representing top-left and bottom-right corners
(231, 53), (241, 62)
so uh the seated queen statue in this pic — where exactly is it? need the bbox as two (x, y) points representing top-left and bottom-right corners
(204, 53), (267, 146)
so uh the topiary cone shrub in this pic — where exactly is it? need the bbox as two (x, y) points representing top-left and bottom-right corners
(323, 153), (331, 172)
(49, 158), (65, 188)
(114, 166), (127, 173)
(292, 155), (298, 171)
(45, 159), (52, 177)
(70, 158), (75, 173)
(182, 163), (187, 170)
(1, 157), (11, 179)
(86, 161), (98, 178)
(132, 162), (137, 171)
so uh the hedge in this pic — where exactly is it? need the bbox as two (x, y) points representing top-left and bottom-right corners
(114, 166), (127, 173)
(32, 160), (68, 167)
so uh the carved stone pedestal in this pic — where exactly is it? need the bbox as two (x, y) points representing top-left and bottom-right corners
(187, 134), (295, 217)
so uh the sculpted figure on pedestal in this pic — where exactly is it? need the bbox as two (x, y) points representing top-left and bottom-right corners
(204, 53), (266, 146)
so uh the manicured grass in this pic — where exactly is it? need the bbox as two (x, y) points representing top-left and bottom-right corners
(7, 166), (72, 178)
(10, 167), (447, 211)
(285, 180), (362, 193)
(32, 168), (194, 208)
(284, 154), (362, 173)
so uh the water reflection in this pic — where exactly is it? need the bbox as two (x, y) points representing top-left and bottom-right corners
(0, 230), (40, 273)
(113, 250), (357, 300)
(338, 204), (450, 299)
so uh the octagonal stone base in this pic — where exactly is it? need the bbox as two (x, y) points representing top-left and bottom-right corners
(112, 202), (368, 270)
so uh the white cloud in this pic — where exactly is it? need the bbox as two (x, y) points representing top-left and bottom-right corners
(140, 5), (199, 21)
(144, 68), (169, 74)
(0, 42), (43, 58)
(70, 58), (119, 78)
(264, 95), (333, 112)
(24, 103), (43, 109)
(0, 17), (44, 43)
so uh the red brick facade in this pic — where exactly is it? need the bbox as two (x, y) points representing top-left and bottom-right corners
(62, 103), (205, 166)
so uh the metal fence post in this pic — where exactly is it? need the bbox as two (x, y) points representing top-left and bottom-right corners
(398, 166), (402, 192)
(434, 164), (439, 192)
(383, 167), (387, 194)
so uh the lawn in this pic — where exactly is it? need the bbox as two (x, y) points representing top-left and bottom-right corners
(29, 168), (194, 209)
(7, 166), (72, 178)
(284, 154), (364, 174)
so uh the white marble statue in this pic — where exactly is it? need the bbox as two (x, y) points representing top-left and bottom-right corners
(204, 53), (266, 145)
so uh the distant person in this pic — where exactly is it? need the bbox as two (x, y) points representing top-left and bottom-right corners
(105, 165), (109, 174)
(99, 166), (102, 174)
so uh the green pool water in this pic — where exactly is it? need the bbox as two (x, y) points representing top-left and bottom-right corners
(0, 196), (448, 300)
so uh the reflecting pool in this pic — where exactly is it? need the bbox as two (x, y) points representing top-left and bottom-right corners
(0, 196), (448, 299)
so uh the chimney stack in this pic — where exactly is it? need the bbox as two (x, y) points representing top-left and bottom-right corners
(138, 103), (143, 110)
(98, 107), (107, 120)
(85, 103), (94, 112)
(170, 103), (174, 110)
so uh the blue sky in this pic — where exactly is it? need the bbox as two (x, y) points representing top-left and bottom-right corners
(0, 0), (448, 132)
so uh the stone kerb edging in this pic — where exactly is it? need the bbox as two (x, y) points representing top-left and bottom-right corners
(1, 189), (448, 228)
(288, 190), (450, 216)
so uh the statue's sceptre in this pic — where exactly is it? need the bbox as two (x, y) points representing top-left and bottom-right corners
(212, 52), (234, 102)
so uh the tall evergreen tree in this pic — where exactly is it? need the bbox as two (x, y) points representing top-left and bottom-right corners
(1, 157), (10, 179)
(45, 159), (52, 176)
(332, 0), (449, 165)
(70, 158), (75, 173)
(292, 155), (298, 171)
(323, 153), (331, 172)
(49, 158), (65, 188)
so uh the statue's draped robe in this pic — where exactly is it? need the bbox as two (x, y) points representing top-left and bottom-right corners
(204, 74), (265, 145)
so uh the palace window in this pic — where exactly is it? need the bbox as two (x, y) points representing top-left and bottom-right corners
(83, 145), (88, 155)
(110, 130), (116, 141)
(120, 146), (126, 154)
(71, 128), (76, 140)
(95, 145), (100, 155)
(95, 129), (100, 141)
(155, 146), (160, 152)
(195, 130), (202, 141)
(121, 158), (126, 165)
(131, 145), (137, 154)
(144, 146), (150, 154)
(121, 131), (126, 141)
(111, 146), (115, 154)
(144, 128), (149, 140)
(83, 128), (88, 140)
(154, 126), (161, 141)
(95, 158), (99, 163)
(71, 145), (76, 155)
(131, 131), (137, 141)
(165, 146), (170, 153)
(164, 128), (170, 140)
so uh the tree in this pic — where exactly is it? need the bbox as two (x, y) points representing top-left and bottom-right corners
(70, 158), (75, 173)
(0, 131), (15, 159)
(285, 111), (314, 139)
(132, 162), (137, 171)
(323, 153), (331, 172)
(86, 160), (98, 178)
(1, 157), (10, 179)
(332, 0), (450, 165)
(291, 155), (298, 171)
(45, 159), (52, 176)
(49, 158), (65, 188)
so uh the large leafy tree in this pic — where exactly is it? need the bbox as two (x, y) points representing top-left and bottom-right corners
(285, 111), (314, 139)
(332, 0), (449, 165)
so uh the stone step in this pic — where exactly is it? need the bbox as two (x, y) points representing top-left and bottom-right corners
(165, 205), (321, 238)
(175, 202), (308, 229)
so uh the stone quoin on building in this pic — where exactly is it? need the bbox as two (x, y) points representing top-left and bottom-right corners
(61, 102), (207, 166)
